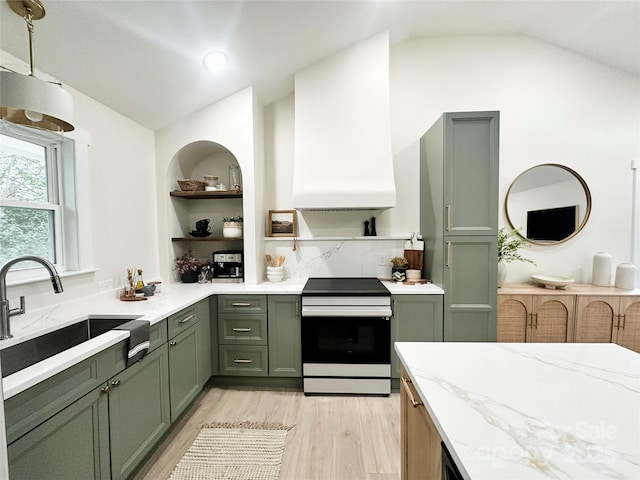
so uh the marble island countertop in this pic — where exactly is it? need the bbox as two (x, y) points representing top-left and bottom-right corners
(395, 342), (640, 479)
(1, 278), (443, 399)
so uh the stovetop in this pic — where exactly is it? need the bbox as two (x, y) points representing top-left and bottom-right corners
(302, 277), (389, 296)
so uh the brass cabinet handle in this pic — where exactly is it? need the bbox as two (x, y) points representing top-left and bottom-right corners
(169, 340), (177, 346)
(446, 241), (452, 267)
(619, 314), (626, 329)
(232, 302), (252, 307)
(401, 376), (423, 408)
(232, 327), (252, 332)
(233, 359), (253, 364)
(101, 385), (110, 394)
(446, 205), (452, 231)
(527, 312), (533, 327)
(533, 313), (538, 328)
(178, 314), (196, 324)
(111, 380), (120, 387)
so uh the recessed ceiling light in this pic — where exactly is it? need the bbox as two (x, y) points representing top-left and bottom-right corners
(202, 51), (228, 72)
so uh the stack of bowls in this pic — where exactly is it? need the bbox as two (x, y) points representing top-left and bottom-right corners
(267, 266), (284, 282)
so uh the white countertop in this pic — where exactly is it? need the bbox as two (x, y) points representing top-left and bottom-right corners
(395, 342), (640, 480)
(2, 279), (443, 399)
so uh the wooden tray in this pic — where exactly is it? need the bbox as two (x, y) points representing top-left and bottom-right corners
(382, 278), (432, 285)
(120, 295), (148, 302)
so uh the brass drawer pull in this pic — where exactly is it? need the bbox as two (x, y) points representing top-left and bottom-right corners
(446, 205), (452, 231)
(233, 359), (253, 364)
(232, 327), (252, 332)
(401, 376), (423, 408)
(232, 302), (252, 307)
(178, 314), (196, 324)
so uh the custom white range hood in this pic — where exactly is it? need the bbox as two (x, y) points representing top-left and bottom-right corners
(293, 31), (396, 211)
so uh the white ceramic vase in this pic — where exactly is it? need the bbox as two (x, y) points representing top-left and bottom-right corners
(592, 252), (612, 286)
(614, 263), (637, 290)
(497, 260), (507, 288)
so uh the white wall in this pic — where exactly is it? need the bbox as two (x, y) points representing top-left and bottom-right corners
(391, 35), (639, 284)
(1, 50), (158, 308)
(154, 87), (261, 284)
(264, 35), (640, 284)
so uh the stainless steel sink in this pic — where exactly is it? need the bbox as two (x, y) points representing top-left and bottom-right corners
(0, 316), (141, 378)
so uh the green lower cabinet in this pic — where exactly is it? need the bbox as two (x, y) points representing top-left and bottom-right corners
(108, 344), (170, 480)
(443, 236), (497, 342)
(8, 383), (111, 480)
(267, 295), (301, 377)
(168, 322), (201, 421)
(391, 295), (444, 378)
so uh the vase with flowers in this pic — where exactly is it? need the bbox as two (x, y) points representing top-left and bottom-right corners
(497, 228), (536, 287)
(175, 249), (200, 283)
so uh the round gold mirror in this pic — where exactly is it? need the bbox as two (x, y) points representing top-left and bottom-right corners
(505, 164), (591, 245)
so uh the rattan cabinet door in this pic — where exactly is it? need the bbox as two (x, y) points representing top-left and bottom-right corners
(529, 296), (574, 343)
(497, 295), (532, 342)
(574, 296), (618, 343)
(615, 297), (640, 353)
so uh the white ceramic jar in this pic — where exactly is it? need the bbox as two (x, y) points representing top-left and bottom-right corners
(592, 252), (612, 286)
(266, 266), (284, 283)
(614, 263), (637, 290)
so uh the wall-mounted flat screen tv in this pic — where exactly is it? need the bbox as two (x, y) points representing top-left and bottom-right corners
(527, 205), (577, 241)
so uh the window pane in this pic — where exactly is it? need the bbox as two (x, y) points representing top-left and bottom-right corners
(0, 206), (55, 267)
(0, 133), (48, 202)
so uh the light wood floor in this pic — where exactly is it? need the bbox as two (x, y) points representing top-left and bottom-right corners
(133, 386), (401, 480)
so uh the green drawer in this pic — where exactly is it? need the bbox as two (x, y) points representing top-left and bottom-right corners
(218, 314), (267, 345)
(218, 345), (268, 376)
(218, 295), (267, 314)
(168, 305), (199, 339)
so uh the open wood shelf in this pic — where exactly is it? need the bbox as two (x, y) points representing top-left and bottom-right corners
(170, 190), (243, 199)
(171, 237), (243, 242)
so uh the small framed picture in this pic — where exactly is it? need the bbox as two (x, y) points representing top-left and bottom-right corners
(268, 210), (297, 237)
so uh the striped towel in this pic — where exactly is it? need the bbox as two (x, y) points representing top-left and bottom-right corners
(114, 320), (150, 367)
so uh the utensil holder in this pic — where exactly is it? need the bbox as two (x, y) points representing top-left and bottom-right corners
(267, 266), (284, 283)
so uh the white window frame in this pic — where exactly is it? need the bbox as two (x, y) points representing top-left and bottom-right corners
(0, 122), (92, 284)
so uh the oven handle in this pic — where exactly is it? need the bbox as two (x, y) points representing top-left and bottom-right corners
(301, 306), (392, 317)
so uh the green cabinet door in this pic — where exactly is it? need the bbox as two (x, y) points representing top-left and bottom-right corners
(267, 295), (301, 377)
(108, 343), (170, 480)
(196, 298), (212, 385)
(391, 295), (444, 378)
(442, 111), (499, 236)
(210, 296), (219, 375)
(443, 236), (498, 341)
(168, 323), (201, 421)
(8, 383), (111, 480)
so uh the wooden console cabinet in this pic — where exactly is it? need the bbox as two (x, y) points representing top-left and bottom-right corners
(498, 284), (640, 352)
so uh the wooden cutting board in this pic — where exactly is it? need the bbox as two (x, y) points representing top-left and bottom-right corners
(404, 237), (424, 276)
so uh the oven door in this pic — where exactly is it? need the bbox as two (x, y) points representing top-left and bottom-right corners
(301, 315), (390, 365)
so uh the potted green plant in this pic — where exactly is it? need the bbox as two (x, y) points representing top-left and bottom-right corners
(223, 215), (243, 239)
(498, 228), (535, 287)
(390, 256), (409, 281)
(175, 249), (200, 283)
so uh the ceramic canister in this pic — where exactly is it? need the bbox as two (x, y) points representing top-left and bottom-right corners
(614, 263), (637, 290)
(592, 252), (612, 286)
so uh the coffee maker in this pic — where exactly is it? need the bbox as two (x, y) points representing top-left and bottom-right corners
(212, 250), (243, 282)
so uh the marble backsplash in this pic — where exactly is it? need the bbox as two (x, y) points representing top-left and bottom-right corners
(263, 238), (411, 280)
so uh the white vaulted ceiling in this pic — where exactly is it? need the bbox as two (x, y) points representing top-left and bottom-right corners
(1, 0), (638, 131)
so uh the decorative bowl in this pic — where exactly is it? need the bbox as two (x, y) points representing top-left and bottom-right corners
(531, 274), (575, 289)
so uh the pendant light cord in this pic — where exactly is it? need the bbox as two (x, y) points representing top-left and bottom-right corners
(24, 8), (36, 76)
